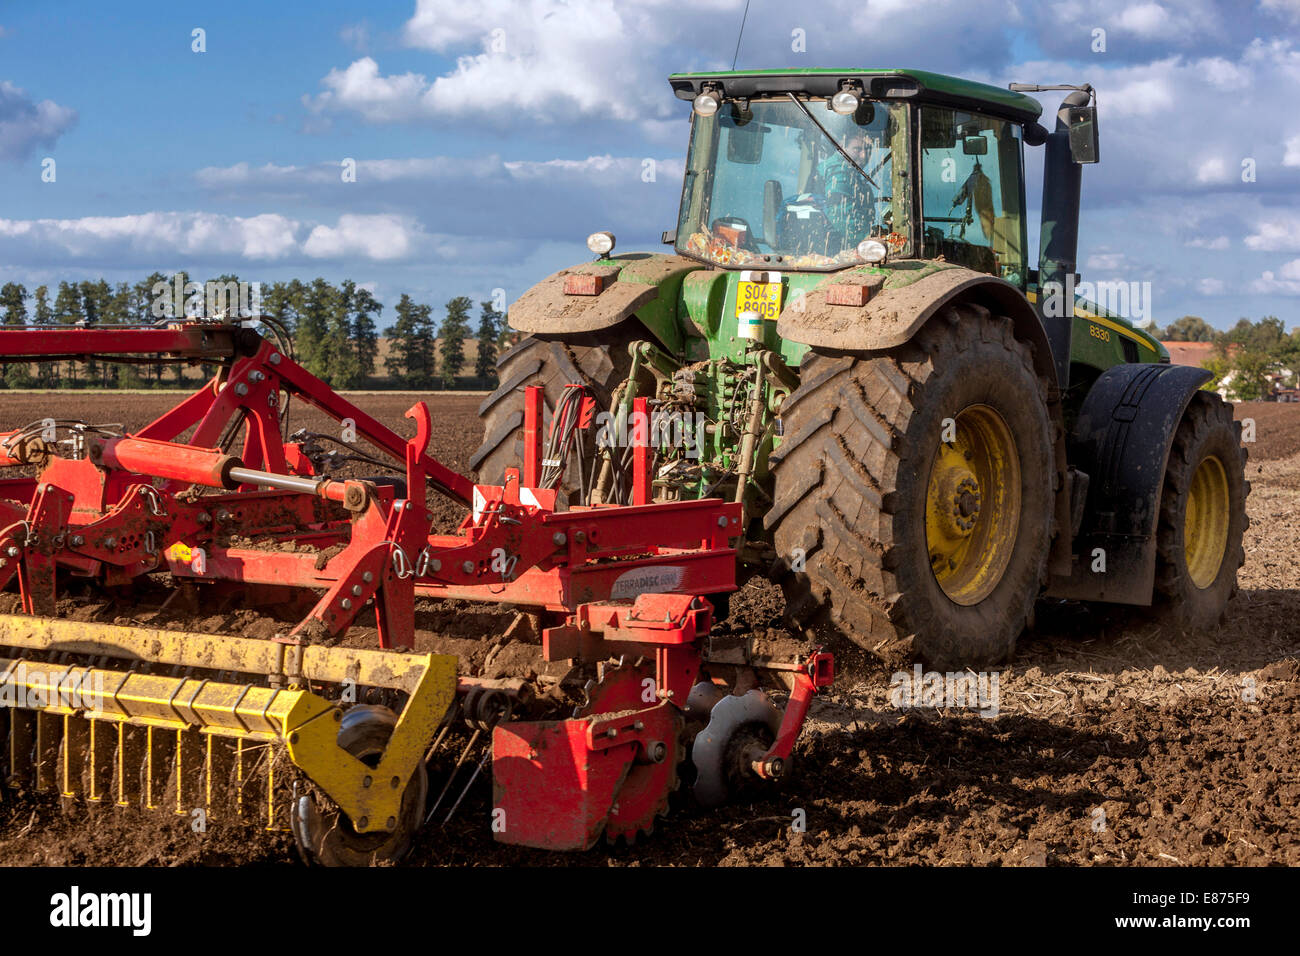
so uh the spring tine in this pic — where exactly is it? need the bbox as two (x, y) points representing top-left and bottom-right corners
(204, 735), (238, 821)
(143, 725), (175, 811)
(60, 714), (89, 798)
(425, 727), (481, 824)
(7, 710), (33, 788)
(442, 749), (491, 826)
(84, 719), (114, 804)
(114, 724), (145, 808)
(34, 711), (62, 790)
(422, 720), (454, 766)
(175, 728), (204, 817)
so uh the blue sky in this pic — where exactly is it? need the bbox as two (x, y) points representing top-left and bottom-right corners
(2, 0), (1300, 331)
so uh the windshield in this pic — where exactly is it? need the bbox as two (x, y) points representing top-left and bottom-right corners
(675, 98), (911, 270)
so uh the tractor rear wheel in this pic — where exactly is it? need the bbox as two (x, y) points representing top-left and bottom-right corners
(766, 304), (1055, 670)
(1152, 391), (1249, 628)
(470, 326), (646, 504)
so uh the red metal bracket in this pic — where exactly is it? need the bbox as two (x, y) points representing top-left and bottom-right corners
(631, 397), (650, 506)
(754, 651), (835, 779)
(522, 386), (543, 488)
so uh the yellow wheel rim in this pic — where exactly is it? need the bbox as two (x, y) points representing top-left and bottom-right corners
(1184, 454), (1230, 589)
(925, 405), (1021, 606)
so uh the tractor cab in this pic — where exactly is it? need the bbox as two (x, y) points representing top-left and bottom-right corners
(669, 70), (1057, 288)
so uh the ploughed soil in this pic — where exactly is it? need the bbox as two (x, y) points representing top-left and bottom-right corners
(0, 390), (1298, 866)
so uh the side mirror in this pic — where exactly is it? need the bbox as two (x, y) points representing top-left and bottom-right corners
(962, 135), (988, 155)
(1067, 105), (1099, 164)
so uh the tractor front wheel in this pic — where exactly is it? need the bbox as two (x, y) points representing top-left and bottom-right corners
(766, 304), (1056, 670)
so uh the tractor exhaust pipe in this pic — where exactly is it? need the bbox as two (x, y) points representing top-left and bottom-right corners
(1038, 89), (1091, 387)
(1011, 82), (1098, 389)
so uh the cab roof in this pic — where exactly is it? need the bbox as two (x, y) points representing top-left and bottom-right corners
(668, 68), (1043, 125)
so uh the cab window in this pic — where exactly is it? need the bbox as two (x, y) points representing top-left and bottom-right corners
(919, 108), (1026, 285)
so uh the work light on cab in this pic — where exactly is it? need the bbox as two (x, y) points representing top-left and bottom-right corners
(857, 239), (888, 263)
(692, 91), (720, 116)
(587, 231), (616, 257)
(830, 89), (861, 114)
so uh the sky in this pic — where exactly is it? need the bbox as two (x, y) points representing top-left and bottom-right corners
(1, 0), (1299, 331)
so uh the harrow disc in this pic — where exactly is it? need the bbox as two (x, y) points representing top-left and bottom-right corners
(690, 689), (781, 808)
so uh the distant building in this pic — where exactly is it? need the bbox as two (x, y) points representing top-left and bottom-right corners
(1161, 339), (1298, 402)
(1161, 341), (1216, 368)
(1161, 341), (1230, 398)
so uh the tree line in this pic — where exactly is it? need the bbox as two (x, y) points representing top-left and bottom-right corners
(1153, 315), (1300, 401)
(0, 274), (510, 390)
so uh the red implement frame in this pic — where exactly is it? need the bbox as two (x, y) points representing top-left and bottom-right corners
(0, 322), (832, 849)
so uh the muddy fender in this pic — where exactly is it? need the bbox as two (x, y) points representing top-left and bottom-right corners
(1046, 362), (1213, 605)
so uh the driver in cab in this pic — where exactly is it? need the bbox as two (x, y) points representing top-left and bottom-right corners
(817, 130), (879, 243)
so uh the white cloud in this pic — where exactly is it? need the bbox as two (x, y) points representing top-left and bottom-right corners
(1005, 39), (1300, 200)
(195, 161), (308, 188)
(1035, 0), (1228, 51)
(1284, 134), (1300, 166)
(1196, 277), (1226, 295)
(1086, 251), (1128, 270)
(1116, 2), (1172, 38)
(310, 0), (1033, 131)
(0, 212), (299, 259)
(1197, 55), (1251, 90)
(1261, 0), (1300, 23)
(0, 80), (76, 161)
(1187, 235), (1230, 249)
(308, 0), (686, 126)
(340, 22), (370, 53)
(1244, 215), (1300, 251)
(197, 155), (505, 188)
(0, 211), (474, 265)
(193, 152), (684, 248)
(1194, 157), (1230, 183)
(1251, 262), (1300, 294)
(303, 214), (417, 260)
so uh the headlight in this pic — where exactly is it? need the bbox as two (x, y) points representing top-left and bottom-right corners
(857, 239), (888, 263)
(692, 91), (720, 116)
(830, 90), (861, 115)
(587, 231), (616, 256)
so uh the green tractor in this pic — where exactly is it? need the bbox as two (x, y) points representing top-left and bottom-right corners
(471, 69), (1248, 670)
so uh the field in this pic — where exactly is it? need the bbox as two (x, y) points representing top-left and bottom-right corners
(1, 392), (1298, 866)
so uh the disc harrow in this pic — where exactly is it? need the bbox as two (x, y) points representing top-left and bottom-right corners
(0, 322), (832, 862)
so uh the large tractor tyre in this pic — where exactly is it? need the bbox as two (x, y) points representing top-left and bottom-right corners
(1152, 391), (1249, 628)
(766, 304), (1056, 671)
(470, 326), (645, 504)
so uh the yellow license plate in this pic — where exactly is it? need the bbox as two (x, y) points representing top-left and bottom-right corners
(736, 279), (783, 320)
